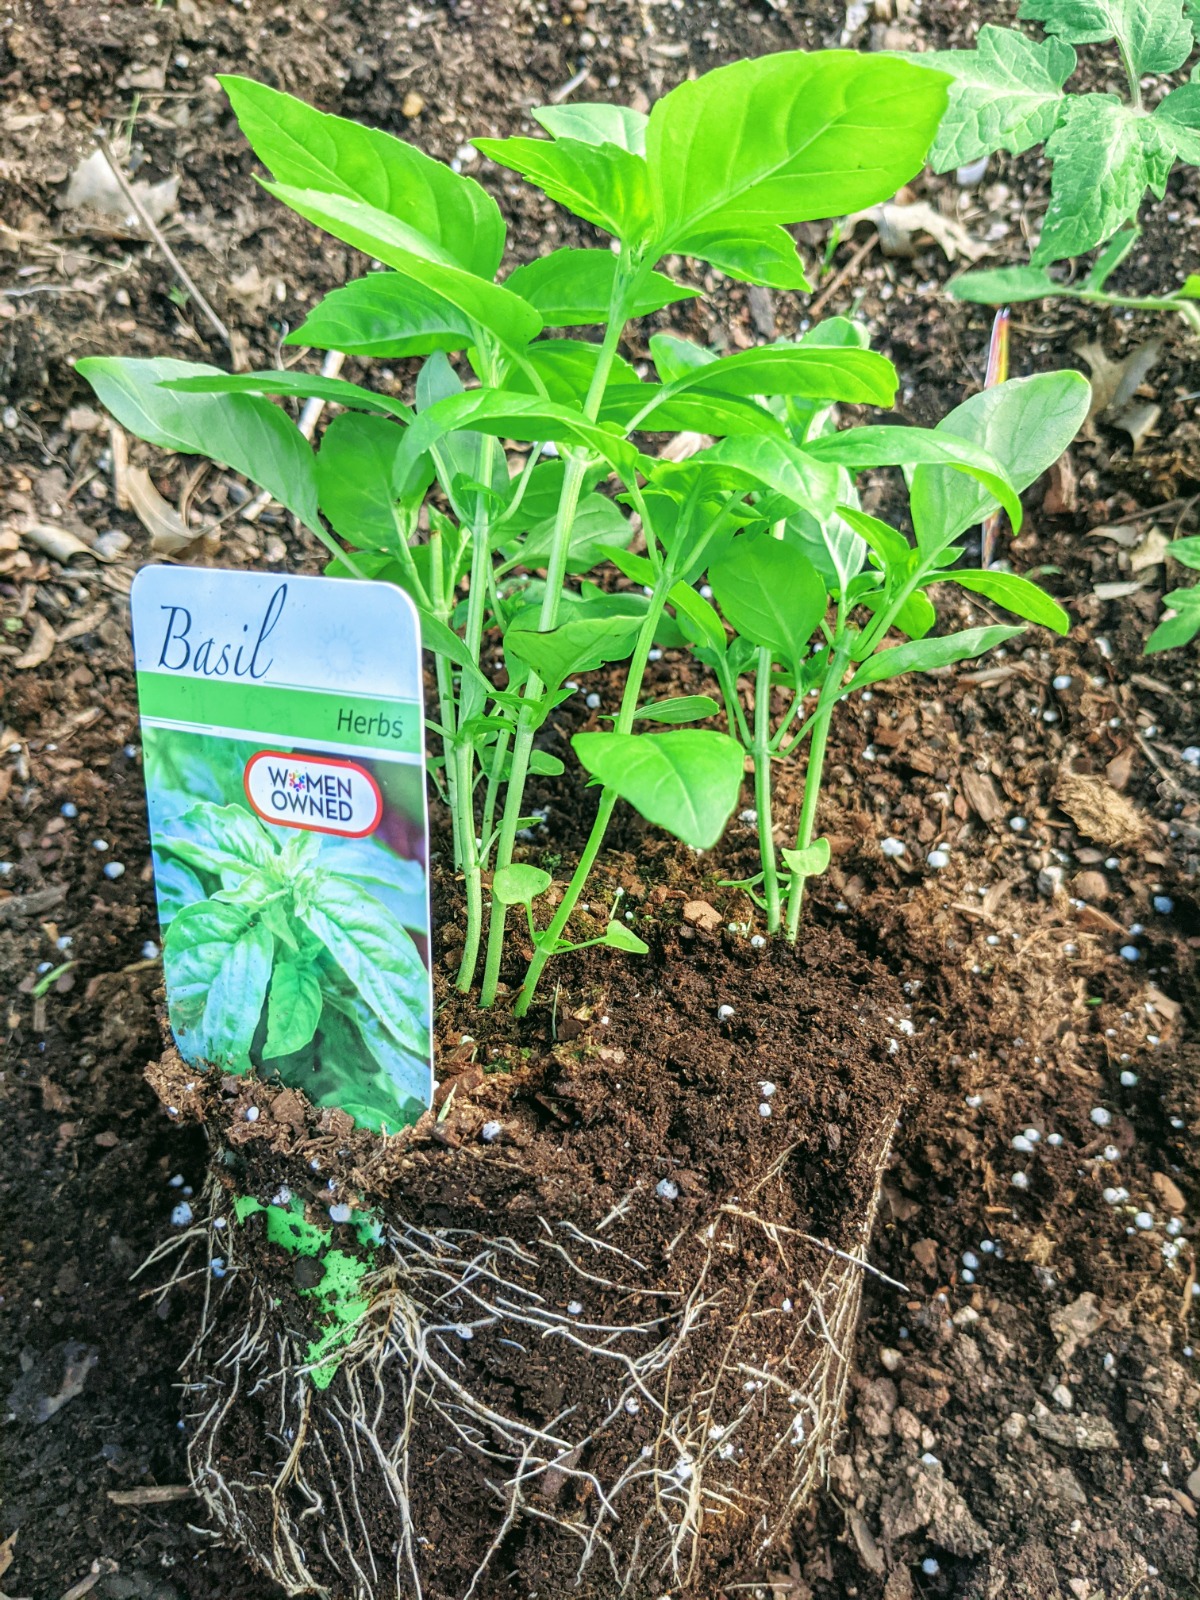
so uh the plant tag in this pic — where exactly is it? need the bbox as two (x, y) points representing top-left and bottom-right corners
(131, 566), (433, 1133)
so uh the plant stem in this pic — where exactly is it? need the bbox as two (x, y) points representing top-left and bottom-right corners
(784, 640), (851, 941)
(479, 252), (639, 1007)
(454, 452), (496, 991)
(752, 646), (781, 933)
(512, 566), (673, 1017)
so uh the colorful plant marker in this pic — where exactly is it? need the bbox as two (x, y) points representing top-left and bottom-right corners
(131, 566), (433, 1133)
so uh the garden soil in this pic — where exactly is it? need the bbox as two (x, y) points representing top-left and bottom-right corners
(2, 1), (1199, 1598)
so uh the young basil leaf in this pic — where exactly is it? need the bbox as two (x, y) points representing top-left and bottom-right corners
(781, 837), (831, 877)
(286, 273), (476, 357)
(645, 53), (950, 246)
(220, 74), (506, 276)
(77, 357), (323, 535)
(909, 371), (1091, 553)
(806, 426), (1024, 533)
(603, 920), (649, 953)
(162, 801), (276, 880)
(493, 864), (553, 905)
(504, 614), (643, 690)
(262, 185), (543, 350)
(933, 569), (1070, 634)
(1145, 586), (1200, 652)
(604, 384), (783, 440)
(701, 436), (842, 521)
(528, 750), (565, 776)
(500, 338), (640, 406)
(315, 412), (413, 553)
(506, 247), (697, 325)
(533, 102), (648, 152)
(165, 901), (274, 1067)
(673, 226), (812, 291)
(858, 585), (937, 641)
(472, 135), (654, 243)
(503, 493), (631, 574)
(648, 343), (898, 409)
(572, 729), (745, 850)
(710, 532), (827, 668)
(635, 694), (721, 724)
(1018, 0), (1194, 77)
(298, 873), (430, 1057)
(669, 582), (728, 655)
(159, 368), (414, 422)
(836, 506), (914, 572)
(846, 624), (1024, 692)
(912, 25), (1076, 172)
(264, 959), (324, 1060)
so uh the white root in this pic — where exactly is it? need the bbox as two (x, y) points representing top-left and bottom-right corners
(165, 1111), (898, 1599)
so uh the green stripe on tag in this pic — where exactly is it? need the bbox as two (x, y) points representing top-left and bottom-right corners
(136, 672), (421, 756)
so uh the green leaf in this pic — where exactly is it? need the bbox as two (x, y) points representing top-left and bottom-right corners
(1167, 535), (1200, 569)
(948, 265), (1061, 303)
(675, 226), (812, 291)
(635, 694), (721, 723)
(1034, 95), (1176, 264)
(159, 367), (414, 421)
(669, 582), (728, 654)
(1084, 226), (1140, 289)
(77, 357), (323, 534)
(504, 489), (631, 574)
(700, 435), (842, 521)
(533, 102), (648, 152)
(315, 412), (408, 553)
(1018, 0), (1194, 75)
(910, 371), (1091, 553)
(528, 750), (565, 776)
(710, 532), (827, 667)
(220, 74), (505, 275)
(572, 729), (745, 850)
(161, 801), (276, 880)
(472, 135), (654, 243)
(1145, 586), (1200, 651)
(1180, 274), (1200, 299)
(931, 568), (1070, 633)
(493, 864), (553, 905)
(837, 506), (914, 572)
(263, 185), (543, 349)
(781, 837), (831, 877)
(846, 624), (1023, 692)
(506, 247), (698, 326)
(913, 25), (1076, 172)
(298, 873), (430, 1059)
(505, 614), (643, 690)
(501, 338), (640, 407)
(286, 273), (476, 357)
(165, 901), (274, 1067)
(645, 52), (950, 245)
(264, 959), (324, 1059)
(394, 389), (641, 494)
(603, 920), (649, 953)
(1155, 82), (1200, 163)
(806, 425), (1024, 532)
(648, 342), (898, 408)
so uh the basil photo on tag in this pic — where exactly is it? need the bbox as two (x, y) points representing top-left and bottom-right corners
(131, 566), (433, 1133)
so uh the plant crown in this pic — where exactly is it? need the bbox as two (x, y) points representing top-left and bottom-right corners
(81, 52), (1088, 1025)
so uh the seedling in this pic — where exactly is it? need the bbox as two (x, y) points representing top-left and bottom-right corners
(78, 52), (1082, 1025)
(1145, 535), (1200, 651)
(912, 4), (1200, 330)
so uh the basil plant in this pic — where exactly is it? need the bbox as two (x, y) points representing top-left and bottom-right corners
(81, 50), (1083, 1019)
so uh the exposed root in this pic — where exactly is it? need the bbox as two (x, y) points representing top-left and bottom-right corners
(173, 1110), (900, 1600)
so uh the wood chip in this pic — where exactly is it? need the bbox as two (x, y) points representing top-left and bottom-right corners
(126, 464), (198, 554)
(959, 769), (1005, 823)
(682, 899), (723, 932)
(14, 614), (56, 669)
(1054, 771), (1147, 848)
(20, 521), (94, 562)
(106, 1484), (195, 1506)
(1151, 1172), (1185, 1213)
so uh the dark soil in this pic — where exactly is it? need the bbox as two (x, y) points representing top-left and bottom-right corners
(2, 2), (1199, 1599)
